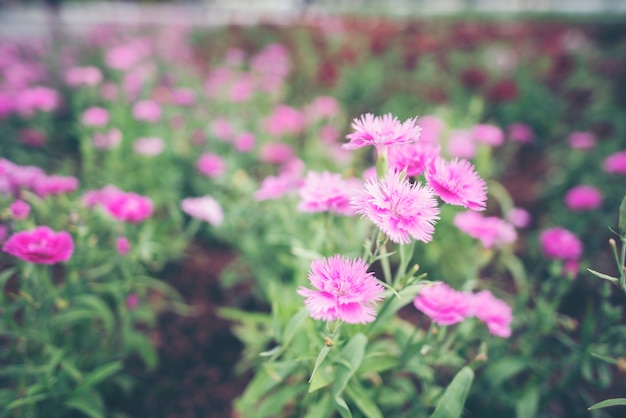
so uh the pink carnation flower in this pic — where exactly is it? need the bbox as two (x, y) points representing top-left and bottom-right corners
(417, 115), (444, 144)
(116, 236), (130, 255)
(134, 137), (165, 156)
(103, 191), (154, 223)
(264, 104), (305, 137)
(298, 171), (359, 216)
(82, 107), (109, 127)
(196, 153), (226, 178)
(16, 86), (60, 117)
(180, 195), (224, 226)
(19, 128), (46, 147)
(297, 255), (385, 324)
(425, 157), (487, 211)
(172, 88), (196, 106)
(2, 226), (74, 264)
(352, 169), (440, 244)
(539, 227), (582, 261)
(258, 142), (295, 165)
(33, 175), (79, 198)
(234, 132), (255, 152)
(254, 173), (302, 201)
(602, 150), (626, 175)
(320, 125), (340, 144)
(132, 100), (161, 123)
(472, 124), (504, 146)
(305, 96), (340, 122)
(388, 142), (441, 177)
(93, 128), (122, 149)
(506, 207), (531, 228)
(564, 185), (602, 211)
(344, 113), (421, 150)
(454, 211), (517, 248)
(472, 290), (513, 338)
(10, 200), (30, 220)
(65, 66), (102, 87)
(446, 130), (477, 159)
(507, 123), (534, 144)
(567, 131), (596, 150)
(413, 282), (473, 326)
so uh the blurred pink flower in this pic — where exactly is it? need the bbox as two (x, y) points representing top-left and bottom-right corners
(224, 48), (245, 67)
(19, 128), (46, 147)
(33, 175), (79, 198)
(93, 128), (122, 149)
(353, 169), (440, 244)
(254, 173), (301, 201)
(258, 142), (295, 165)
(298, 171), (359, 216)
(65, 66), (102, 87)
(264, 105), (305, 137)
(507, 123), (534, 144)
(446, 130), (477, 159)
(454, 211), (517, 248)
(472, 290), (513, 338)
(413, 282), (473, 326)
(10, 200), (30, 220)
(211, 118), (234, 141)
(103, 191), (154, 223)
(567, 131), (596, 150)
(344, 113), (421, 150)
(16, 86), (60, 116)
(602, 150), (626, 175)
(172, 88), (196, 106)
(116, 236), (130, 255)
(82, 184), (122, 208)
(564, 185), (602, 211)
(305, 96), (340, 122)
(134, 137), (164, 156)
(0, 159), (45, 194)
(472, 124), (504, 146)
(0, 92), (14, 117)
(105, 41), (150, 71)
(506, 207), (531, 228)
(425, 157), (487, 211)
(389, 142), (441, 176)
(126, 293), (139, 309)
(562, 259), (579, 278)
(320, 125), (340, 144)
(101, 82), (119, 101)
(2, 226), (73, 264)
(132, 100), (161, 123)
(297, 255), (384, 324)
(180, 195), (224, 226)
(234, 132), (255, 152)
(539, 227), (582, 261)
(82, 107), (109, 127)
(196, 153), (226, 178)
(418, 115), (444, 144)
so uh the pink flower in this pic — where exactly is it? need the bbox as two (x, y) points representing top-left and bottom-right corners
(33, 175), (79, 198)
(82, 107), (109, 127)
(0, 91), (14, 117)
(254, 173), (302, 201)
(0, 160), (45, 194)
(264, 105), (305, 137)
(446, 130), (476, 159)
(16, 86), (60, 116)
(353, 169), (440, 244)
(132, 100), (161, 123)
(305, 96), (340, 122)
(234, 132), (255, 152)
(93, 128), (122, 149)
(180, 196), (224, 226)
(10, 200), (30, 220)
(116, 236), (130, 255)
(196, 153), (226, 178)
(65, 66), (102, 86)
(320, 125), (340, 144)
(564, 185), (602, 211)
(126, 293), (139, 310)
(603, 150), (626, 175)
(563, 259), (579, 278)
(101, 82), (119, 101)
(506, 207), (531, 228)
(172, 88), (196, 106)
(454, 211), (517, 248)
(298, 171), (359, 216)
(418, 115), (444, 144)
(472, 124), (504, 146)
(568, 131), (596, 150)
(103, 191), (154, 223)
(472, 290), (513, 338)
(2, 226), (74, 264)
(211, 118), (234, 141)
(413, 282), (473, 326)
(425, 157), (487, 211)
(388, 142), (441, 177)
(134, 137), (164, 156)
(344, 113), (421, 150)
(297, 255), (385, 324)
(507, 123), (534, 144)
(258, 142), (295, 165)
(82, 184), (122, 208)
(19, 129), (46, 147)
(540, 227), (583, 261)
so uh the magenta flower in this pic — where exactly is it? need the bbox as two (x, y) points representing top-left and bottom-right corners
(507, 123), (534, 144)
(234, 132), (255, 152)
(16, 86), (60, 117)
(33, 175), (79, 198)
(564, 185), (602, 211)
(180, 196), (224, 226)
(343, 113), (421, 150)
(539, 227), (582, 261)
(297, 255), (384, 324)
(126, 293), (139, 310)
(413, 282), (473, 326)
(134, 137), (165, 156)
(471, 290), (513, 338)
(172, 88), (196, 106)
(132, 100), (162, 123)
(19, 128), (47, 147)
(568, 131), (596, 150)
(425, 157), (487, 211)
(388, 142), (441, 177)
(352, 169), (440, 244)
(196, 153), (226, 178)
(472, 124), (504, 146)
(116, 236), (131, 255)
(603, 150), (626, 175)
(82, 107), (109, 127)
(104, 192), (154, 223)
(10, 200), (30, 220)
(298, 171), (359, 216)
(2, 226), (74, 264)
(454, 211), (517, 249)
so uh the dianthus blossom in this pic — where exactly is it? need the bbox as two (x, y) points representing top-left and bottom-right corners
(234, 132), (255, 152)
(33, 175), (79, 198)
(413, 282), (473, 326)
(258, 142), (295, 165)
(564, 185), (602, 211)
(15, 86), (60, 117)
(82, 107), (109, 127)
(446, 130), (476, 159)
(19, 128), (46, 147)
(2, 226), (74, 264)
(352, 169), (440, 244)
(172, 88), (196, 106)
(417, 115), (444, 144)
(298, 171), (359, 216)
(567, 131), (596, 150)
(297, 255), (385, 324)
(264, 104), (305, 137)
(472, 124), (504, 146)
(507, 123), (534, 144)
(10, 200), (30, 220)
(388, 142), (441, 177)
(180, 195), (224, 226)
(454, 211), (517, 248)
(539, 227), (582, 261)
(93, 128), (122, 149)
(602, 150), (626, 175)
(343, 113), (421, 150)
(134, 137), (165, 156)
(103, 192), (154, 223)
(116, 236), (130, 255)
(506, 207), (531, 228)
(65, 66), (102, 87)
(425, 157), (487, 211)
(305, 96), (340, 122)
(471, 290), (513, 338)
(132, 100), (161, 123)
(196, 153), (226, 178)
(254, 173), (302, 201)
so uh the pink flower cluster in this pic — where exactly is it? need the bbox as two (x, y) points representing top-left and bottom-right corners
(344, 113), (421, 150)
(298, 171), (359, 216)
(83, 185), (153, 223)
(0, 158), (78, 198)
(454, 211), (517, 248)
(413, 282), (513, 337)
(2, 226), (74, 265)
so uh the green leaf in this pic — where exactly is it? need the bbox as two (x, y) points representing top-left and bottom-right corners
(369, 285), (421, 335)
(79, 361), (123, 390)
(483, 357), (527, 388)
(619, 194), (626, 238)
(64, 390), (105, 418)
(589, 398), (626, 410)
(335, 396), (353, 418)
(304, 392), (334, 418)
(6, 393), (48, 411)
(308, 345), (331, 385)
(345, 381), (384, 418)
(587, 268), (619, 285)
(430, 366), (474, 418)
(281, 307), (308, 348)
(235, 361), (298, 412)
(127, 333), (158, 370)
(333, 333), (367, 413)
(515, 387), (539, 418)
(75, 295), (116, 334)
(0, 267), (15, 303)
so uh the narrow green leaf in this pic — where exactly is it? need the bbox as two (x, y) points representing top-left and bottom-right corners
(75, 295), (116, 334)
(79, 361), (123, 390)
(483, 357), (527, 388)
(0, 268), (15, 303)
(589, 398), (626, 410)
(64, 390), (105, 418)
(335, 395), (353, 418)
(587, 268), (619, 285)
(369, 285), (421, 335)
(515, 387), (539, 418)
(618, 194), (626, 238)
(304, 392), (334, 418)
(430, 366), (474, 418)
(6, 393), (48, 410)
(308, 345), (331, 384)
(281, 308), (309, 347)
(345, 381), (384, 418)
(590, 352), (618, 365)
(332, 333), (367, 399)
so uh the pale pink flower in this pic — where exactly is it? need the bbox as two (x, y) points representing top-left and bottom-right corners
(344, 113), (421, 150)
(254, 173), (301, 201)
(297, 255), (385, 324)
(567, 131), (596, 150)
(101, 82), (119, 101)
(82, 107), (109, 127)
(298, 171), (359, 216)
(229, 75), (254, 102)
(425, 157), (487, 211)
(506, 207), (531, 228)
(172, 88), (196, 106)
(10, 200), (30, 220)
(564, 185), (602, 211)
(418, 115), (444, 144)
(234, 132), (255, 152)
(2, 226), (73, 264)
(65, 66), (102, 86)
(105, 41), (150, 71)
(134, 137), (165, 156)
(258, 142), (295, 165)
(507, 123), (534, 144)
(180, 195), (224, 226)
(446, 130), (476, 159)
(264, 105), (305, 137)
(132, 100), (161, 123)
(353, 169), (440, 244)
(93, 128), (122, 149)
(211, 118), (234, 141)
(16, 86), (60, 116)
(305, 96), (340, 122)
(413, 282), (473, 326)
(0, 160), (45, 194)
(33, 175), (79, 198)
(454, 211), (517, 248)
(472, 290), (513, 338)
(196, 153), (226, 178)
(82, 184), (122, 208)
(472, 124), (504, 146)
(320, 125), (340, 144)
(116, 236), (130, 255)
(540, 227), (582, 261)
(389, 142), (441, 176)
(0, 92), (14, 117)
(250, 43), (291, 79)
(602, 150), (626, 175)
